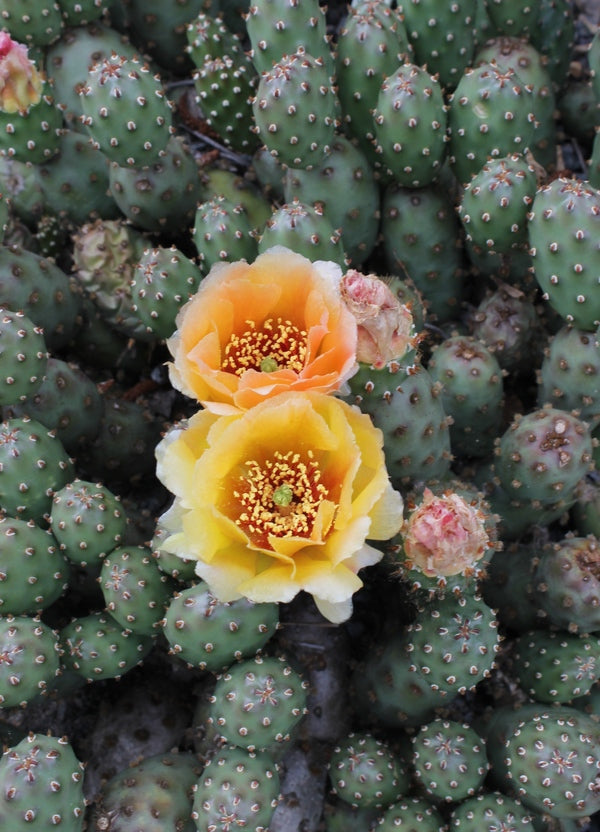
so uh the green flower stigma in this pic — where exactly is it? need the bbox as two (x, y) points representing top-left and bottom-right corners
(273, 483), (294, 507)
(260, 356), (279, 372)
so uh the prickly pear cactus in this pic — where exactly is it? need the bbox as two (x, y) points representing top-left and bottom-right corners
(129, 245), (204, 340)
(448, 61), (537, 185)
(411, 718), (489, 804)
(0, 732), (86, 832)
(50, 478), (127, 567)
(0, 514), (68, 615)
(533, 534), (600, 633)
(397, 0), (478, 90)
(513, 628), (600, 703)
(79, 53), (174, 167)
(496, 707), (600, 819)
(162, 581), (279, 672)
(372, 62), (448, 188)
(99, 544), (175, 636)
(0, 34), (63, 164)
(91, 750), (201, 832)
(0, 307), (48, 406)
(246, 0), (334, 78)
(59, 610), (154, 683)
(0, 415), (75, 523)
(528, 177), (600, 331)
(251, 51), (338, 170)
(191, 745), (280, 832)
(494, 406), (594, 506)
(258, 198), (347, 267)
(328, 731), (409, 809)
(537, 324), (600, 428)
(0, 613), (61, 707)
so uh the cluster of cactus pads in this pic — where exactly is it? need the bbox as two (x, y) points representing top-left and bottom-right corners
(0, 0), (599, 831)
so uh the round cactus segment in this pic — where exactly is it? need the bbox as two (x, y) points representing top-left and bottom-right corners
(282, 134), (380, 266)
(533, 534), (600, 633)
(448, 61), (537, 185)
(91, 750), (201, 832)
(345, 363), (452, 487)
(59, 610), (154, 682)
(376, 795), (447, 830)
(0, 515), (68, 615)
(0, 244), (81, 352)
(411, 718), (489, 804)
(0, 1), (64, 46)
(45, 21), (140, 128)
(100, 545), (175, 636)
(485, 0), (539, 38)
(397, 0), (478, 91)
(50, 479), (127, 567)
(469, 286), (539, 373)
(162, 581), (279, 671)
(186, 11), (245, 67)
(406, 592), (501, 696)
(494, 406), (594, 506)
(529, 177), (600, 332)
(193, 194), (258, 273)
(129, 245), (203, 340)
(4, 357), (104, 455)
(514, 629), (600, 703)
(207, 654), (308, 753)
(501, 707), (600, 818)
(0, 732), (86, 832)
(79, 53), (174, 167)
(373, 62), (448, 187)
(381, 182), (466, 324)
(0, 416), (75, 523)
(258, 198), (347, 267)
(537, 324), (600, 428)
(0, 307), (47, 406)
(474, 36), (557, 170)
(252, 51), (338, 170)
(192, 745), (280, 832)
(37, 129), (119, 225)
(458, 153), (537, 254)
(192, 52), (259, 154)
(427, 334), (504, 459)
(107, 135), (204, 233)
(246, 0), (333, 78)
(0, 613), (61, 707)
(447, 791), (534, 830)
(328, 731), (409, 809)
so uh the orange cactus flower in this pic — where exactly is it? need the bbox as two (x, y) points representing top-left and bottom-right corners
(155, 391), (404, 623)
(166, 246), (358, 413)
(0, 33), (43, 113)
(403, 488), (490, 579)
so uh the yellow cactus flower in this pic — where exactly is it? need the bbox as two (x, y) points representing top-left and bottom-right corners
(155, 391), (404, 623)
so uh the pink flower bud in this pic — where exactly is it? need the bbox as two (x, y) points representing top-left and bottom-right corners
(341, 269), (416, 368)
(0, 33), (43, 113)
(403, 488), (490, 578)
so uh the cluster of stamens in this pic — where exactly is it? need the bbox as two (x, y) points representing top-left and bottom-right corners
(233, 449), (329, 547)
(222, 317), (307, 376)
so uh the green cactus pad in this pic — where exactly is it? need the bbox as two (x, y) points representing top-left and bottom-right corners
(0, 732), (85, 832)
(207, 654), (308, 753)
(162, 581), (279, 671)
(0, 613), (61, 707)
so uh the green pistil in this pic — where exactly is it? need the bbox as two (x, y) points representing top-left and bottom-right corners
(260, 356), (279, 372)
(273, 484), (293, 507)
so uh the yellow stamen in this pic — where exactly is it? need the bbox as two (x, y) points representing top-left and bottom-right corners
(233, 450), (329, 548)
(222, 317), (307, 376)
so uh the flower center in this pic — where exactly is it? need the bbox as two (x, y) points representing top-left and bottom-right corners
(233, 449), (329, 548)
(222, 317), (308, 376)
